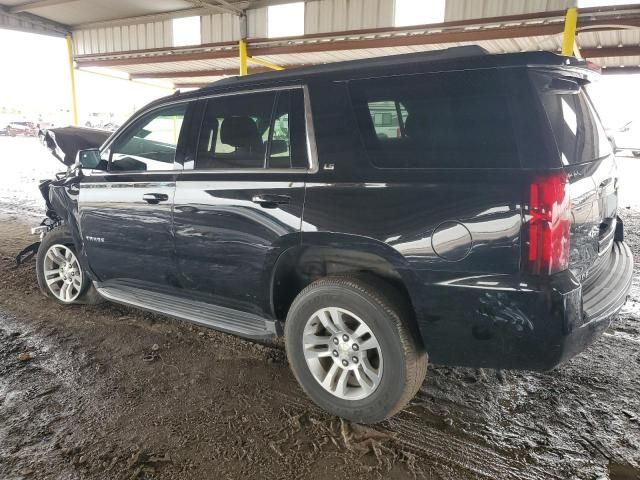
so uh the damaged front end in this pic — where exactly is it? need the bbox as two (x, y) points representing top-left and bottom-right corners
(15, 179), (64, 265)
(16, 127), (110, 266)
(43, 126), (111, 167)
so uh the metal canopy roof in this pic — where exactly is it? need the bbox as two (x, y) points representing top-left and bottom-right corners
(1, 0), (197, 26)
(1, 0), (640, 88)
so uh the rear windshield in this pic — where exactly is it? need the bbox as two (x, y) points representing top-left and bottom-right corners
(535, 75), (612, 165)
(349, 69), (520, 169)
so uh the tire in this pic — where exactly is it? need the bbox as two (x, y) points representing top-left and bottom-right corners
(284, 275), (428, 423)
(36, 225), (103, 305)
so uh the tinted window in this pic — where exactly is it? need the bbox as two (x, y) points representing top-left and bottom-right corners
(538, 86), (611, 165)
(368, 101), (408, 139)
(196, 88), (308, 170)
(350, 71), (519, 168)
(269, 89), (309, 169)
(110, 104), (186, 172)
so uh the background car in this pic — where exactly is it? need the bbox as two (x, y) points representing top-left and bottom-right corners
(7, 121), (38, 137)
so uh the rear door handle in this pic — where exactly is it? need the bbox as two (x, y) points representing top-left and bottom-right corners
(143, 193), (169, 204)
(251, 194), (291, 208)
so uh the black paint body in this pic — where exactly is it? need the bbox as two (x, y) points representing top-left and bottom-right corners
(43, 49), (633, 370)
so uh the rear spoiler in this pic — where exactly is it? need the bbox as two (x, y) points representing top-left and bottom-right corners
(44, 127), (112, 166)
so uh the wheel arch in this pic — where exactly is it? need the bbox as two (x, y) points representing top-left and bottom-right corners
(269, 233), (422, 339)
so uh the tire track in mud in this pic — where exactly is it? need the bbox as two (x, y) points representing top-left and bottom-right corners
(268, 378), (561, 480)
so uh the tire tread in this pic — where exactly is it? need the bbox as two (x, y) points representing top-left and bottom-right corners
(286, 274), (428, 422)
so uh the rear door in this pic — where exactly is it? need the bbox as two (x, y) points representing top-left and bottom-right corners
(79, 102), (193, 290)
(534, 73), (617, 280)
(173, 86), (313, 316)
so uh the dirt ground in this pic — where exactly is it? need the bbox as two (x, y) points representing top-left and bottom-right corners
(1, 142), (640, 479)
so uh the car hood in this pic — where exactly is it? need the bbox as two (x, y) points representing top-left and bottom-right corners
(44, 127), (112, 166)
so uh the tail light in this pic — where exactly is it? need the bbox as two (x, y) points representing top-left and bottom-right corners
(526, 172), (571, 275)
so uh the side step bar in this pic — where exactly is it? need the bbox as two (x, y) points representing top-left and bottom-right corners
(95, 282), (278, 341)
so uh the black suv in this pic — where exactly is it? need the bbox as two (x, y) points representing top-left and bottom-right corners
(32, 47), (633, 423)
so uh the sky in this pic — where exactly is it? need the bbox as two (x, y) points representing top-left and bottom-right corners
(0, 29), (173, 126)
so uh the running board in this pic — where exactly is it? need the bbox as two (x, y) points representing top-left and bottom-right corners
(95, 282), (278, 341)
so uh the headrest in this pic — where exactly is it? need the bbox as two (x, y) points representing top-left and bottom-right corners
(220, 116), (261, 149)
(404, 114), (420, 139)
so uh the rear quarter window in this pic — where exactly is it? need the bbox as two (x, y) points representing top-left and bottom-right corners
(349, 69), (520, 169)
(534, 76), (612, 165)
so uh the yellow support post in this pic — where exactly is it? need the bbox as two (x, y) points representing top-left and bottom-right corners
(239, 39), (248, 76)
(65, 35), (79, 126)
(561, 7), (578, 57)
(248, 56), (285, 71)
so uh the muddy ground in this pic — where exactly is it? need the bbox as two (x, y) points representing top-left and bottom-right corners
(1, 141), (640, 479)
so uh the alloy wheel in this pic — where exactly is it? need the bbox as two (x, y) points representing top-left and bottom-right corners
(43, 244), (83, 303)
(302, 307), (383, 400)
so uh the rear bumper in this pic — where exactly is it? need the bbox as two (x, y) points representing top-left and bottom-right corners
(414, 241), (633, 370)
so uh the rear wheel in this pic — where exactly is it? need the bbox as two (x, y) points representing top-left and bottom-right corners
(285, 275), (427, 423)
(36, 226), (103, 305)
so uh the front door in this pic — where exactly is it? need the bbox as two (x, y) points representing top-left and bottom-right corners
(79, 102), (192, 290)
(174, 87), (313, 316)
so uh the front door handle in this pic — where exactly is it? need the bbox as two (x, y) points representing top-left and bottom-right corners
(143, 193), (169, 204)
(251, 194), (291, 208)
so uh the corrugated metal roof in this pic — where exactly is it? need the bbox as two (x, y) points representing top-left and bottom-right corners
(74, 21), (174, 55)
(201, 12), (240, 43)
(579, 29), (640, 49)
(445, 0), (573, 21)
(83, 26), (640, 87)
(7, 0), (196, 27)
(5, 0), (636, 87)
(305, 0), (394, 34)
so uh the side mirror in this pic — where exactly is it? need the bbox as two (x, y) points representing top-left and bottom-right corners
(76, 148), (104, 170)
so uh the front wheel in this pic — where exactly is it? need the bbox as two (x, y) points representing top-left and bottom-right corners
(36, 226), (103, 305)
(285, 275), (427, 423)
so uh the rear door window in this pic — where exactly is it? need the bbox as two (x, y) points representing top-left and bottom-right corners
(195, 88), (309, 170)
(349, 70), (519, 169)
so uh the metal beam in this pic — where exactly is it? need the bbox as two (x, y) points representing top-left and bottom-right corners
(76, 14), (640, 69)
(601, 66), (640, 75)
(130, 69), (239, 79)
(0, 4), (69, 36)
(182, 0), (244, 16)
(208, 0), (244, 15)
(76, 23), (565, 67)
(174, 82), (211, 89)
(130, 64), (306, 79)
(9, 0), (77, 14)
